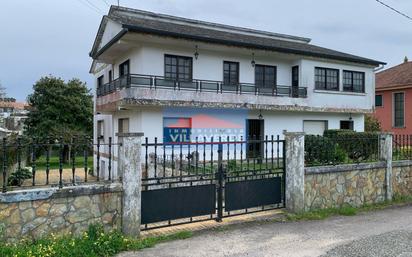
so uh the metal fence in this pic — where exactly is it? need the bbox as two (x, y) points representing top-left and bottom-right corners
(0, 137), (115, 193)
(140, 135), (286, 230)
(393, 134), (412, 161)
(305, 135), (381, 167)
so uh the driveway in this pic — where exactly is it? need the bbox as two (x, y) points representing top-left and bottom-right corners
(119, 205), (412, 257)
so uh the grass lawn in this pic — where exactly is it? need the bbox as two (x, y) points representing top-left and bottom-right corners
(0, 224), (192, 257)
(34, 156), (94, 171)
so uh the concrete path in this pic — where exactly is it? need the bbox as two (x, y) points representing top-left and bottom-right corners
(118, 205), (412, 257)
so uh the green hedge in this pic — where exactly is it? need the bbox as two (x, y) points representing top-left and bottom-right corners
(305, 130), (380, 166)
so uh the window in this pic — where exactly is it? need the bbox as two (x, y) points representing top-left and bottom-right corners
(255, 65), (276, 88)
(97, 75), (104, 88)
(118, 118), (129, 133)
(108, 70), (113, 82)
(375, 95), (383, 107)
(343, 70), (365, 93)
(340, 120), (354, 130)
(119, 60), (130, 77)
(223, 61), (239, 85)
(97, 120), (104, 140)
(315, 67), (339, 91)
(164, 55), (192, 81)
(394, 92), (405, 128)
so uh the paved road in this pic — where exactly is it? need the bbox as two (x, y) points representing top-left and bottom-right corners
(119, 205), (412, 257)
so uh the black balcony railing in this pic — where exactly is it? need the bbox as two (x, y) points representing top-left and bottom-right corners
(96, 74), (308, 98)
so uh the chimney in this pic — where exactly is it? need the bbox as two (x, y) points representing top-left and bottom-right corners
(404, 56), (409, 63)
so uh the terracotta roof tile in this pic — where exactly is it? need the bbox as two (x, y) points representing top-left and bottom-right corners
(376, 61), (412, 89)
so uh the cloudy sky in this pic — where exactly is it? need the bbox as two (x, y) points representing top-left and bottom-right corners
(0, 0), (411, 101)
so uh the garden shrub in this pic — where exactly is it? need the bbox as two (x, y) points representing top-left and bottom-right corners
(305, 135), (347, 166)
(7, 167), (32, 186)
(324, 130), (380, 162)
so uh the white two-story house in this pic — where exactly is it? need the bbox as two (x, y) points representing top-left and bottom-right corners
(89, 6), (384, 177)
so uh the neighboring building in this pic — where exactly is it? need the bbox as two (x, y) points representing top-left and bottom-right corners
(0, 98), (28, 136)
(374, 60), (412, 135)
(89, 6), (384, 177)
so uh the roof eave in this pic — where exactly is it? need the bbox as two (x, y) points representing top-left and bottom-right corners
(90, 28), (129, 59)
(122, 24), (385, 67)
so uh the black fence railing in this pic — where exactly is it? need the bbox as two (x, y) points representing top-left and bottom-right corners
(96, 74), (308, 98)
(393, 134), (412, 161)
(0, 137), (116, 193)
(305, 135), (381, 167)
(140, 135), (285, 230)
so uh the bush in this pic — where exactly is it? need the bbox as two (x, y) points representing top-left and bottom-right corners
(7, 167), (32, 187)
(325, 130), (380, 161)
(305, 135), (347, 166)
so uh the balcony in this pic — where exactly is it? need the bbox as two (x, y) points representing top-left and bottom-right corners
(96, 74), (307, 98)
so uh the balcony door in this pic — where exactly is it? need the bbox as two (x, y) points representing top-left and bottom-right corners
(246, 119), (264, 159)
(292, 66), (299, 98)
(255, 65), (276, 94)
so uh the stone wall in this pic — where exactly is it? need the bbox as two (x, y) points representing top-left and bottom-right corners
(305, 162), (386, 210)
(393, 161), (412, 196)
(0, 183), (122, 242)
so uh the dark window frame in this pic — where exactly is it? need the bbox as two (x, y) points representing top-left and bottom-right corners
(375, 94), (383, 107)
(315, 67), (339, 91)
(255, 64), (277, 88)
(97, 75), (104, 89)
(340, 120), (354, 130)
(343, 70), (365, 93)
(119, 60), (130, 77)
(223, 61), (240, 85)
(164, 54), (193, 81)
(393, 92), (405, 128)
(108, 70), (113, 82)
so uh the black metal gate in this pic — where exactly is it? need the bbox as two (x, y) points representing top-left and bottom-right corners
(141, 136), (285, 231)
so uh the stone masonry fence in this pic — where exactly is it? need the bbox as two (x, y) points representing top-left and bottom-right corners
(0, 132), (411, 241)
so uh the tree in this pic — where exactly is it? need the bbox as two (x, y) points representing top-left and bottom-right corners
(365, 114), (381, 132)
(24, 76), (93, 141)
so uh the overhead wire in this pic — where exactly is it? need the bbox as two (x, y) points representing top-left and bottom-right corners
(375, 0), (412, 21)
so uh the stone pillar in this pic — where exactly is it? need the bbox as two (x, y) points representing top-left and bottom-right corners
(284, 132), (305, 213)
(380, 133), (393, 201)
(117, 132), (144, 237)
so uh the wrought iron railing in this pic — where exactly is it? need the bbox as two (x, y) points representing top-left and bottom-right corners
(96, 74), (308, 98)
(0, 137), (116, 193)
(393, 134), (412, 161)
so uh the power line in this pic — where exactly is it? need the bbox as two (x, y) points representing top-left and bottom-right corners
(82, 0), (105, 13)
(75, 0), (102, 15)
(99, 0), (110, 7)
(375, 0), (412, 21)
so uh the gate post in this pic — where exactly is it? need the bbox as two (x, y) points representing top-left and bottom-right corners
(380, 132), (393, 201)
(117, 132), (144, 237)
(284, 132), (305, 213)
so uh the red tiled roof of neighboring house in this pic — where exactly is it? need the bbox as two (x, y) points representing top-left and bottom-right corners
(0, 101), (28, 110)
(376, 61), (412, 91)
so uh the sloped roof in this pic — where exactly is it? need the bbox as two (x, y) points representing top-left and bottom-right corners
(376, 61), (412, 89)
(90, 5), (385, 67)
(0, 101), (27, 110)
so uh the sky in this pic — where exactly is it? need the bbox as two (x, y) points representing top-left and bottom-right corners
(0, 0), (411, 101)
